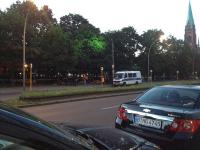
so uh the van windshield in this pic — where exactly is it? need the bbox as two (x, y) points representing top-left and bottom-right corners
(114, 73), (123, 79)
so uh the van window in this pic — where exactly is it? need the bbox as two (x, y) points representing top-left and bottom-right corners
(128, 73), (133, 78)
(133, 73), (136, 77)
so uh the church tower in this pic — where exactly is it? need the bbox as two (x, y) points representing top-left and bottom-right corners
(184, 1), (196, 49)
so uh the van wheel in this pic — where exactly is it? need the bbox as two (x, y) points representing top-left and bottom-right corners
(123, 82), (126, 86)
(135, 81), (138, 85)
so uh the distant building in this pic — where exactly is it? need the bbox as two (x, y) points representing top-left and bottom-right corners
(184, 1), (200, 75)
(184, 1), (197, 49)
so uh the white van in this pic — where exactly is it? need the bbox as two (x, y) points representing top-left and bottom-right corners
(113, 71), (142, 86)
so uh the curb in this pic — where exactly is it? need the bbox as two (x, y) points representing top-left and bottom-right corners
(18, 91), (143, 108)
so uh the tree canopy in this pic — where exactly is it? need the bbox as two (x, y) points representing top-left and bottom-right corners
(0, 1), (198, 82)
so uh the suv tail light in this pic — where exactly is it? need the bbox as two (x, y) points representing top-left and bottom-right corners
(169, 118), (200, 133)
(118, 107), (128, 121)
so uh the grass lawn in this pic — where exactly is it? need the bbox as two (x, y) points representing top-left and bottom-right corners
(4, 80), (200, 107)
(20, 80), (200, 100)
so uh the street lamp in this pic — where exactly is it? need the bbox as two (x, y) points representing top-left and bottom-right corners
(22, 0), (35, 91)
(24, 64), (28, 69)
(176, 70), (179, 80)
(150, 69), (153, 82)
(100, 66), (104, 86)
(23, 13), (28, 91)
(30, 63), (33, 90)
(111, 39), (115, 86)
(147, 43), (154, 81)
(195, 71), (198, 80)
(147, 35), (165, 81)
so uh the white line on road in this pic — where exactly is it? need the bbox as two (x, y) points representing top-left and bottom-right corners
(101, 105), (119, 110)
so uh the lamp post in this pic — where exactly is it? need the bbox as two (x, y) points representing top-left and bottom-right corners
(30, 63), (32, 90)
(22, 0), (35, 91)
(195, 71), (198, 80)
(111, 39), (115, 86)
(100, 66), (104, 86)
(147, 35), (165, 82)
(23, 14), (28, 91)
(147, 43), (154, 82)
(150, 69), (153, 83)
(176, 70), (179, 80)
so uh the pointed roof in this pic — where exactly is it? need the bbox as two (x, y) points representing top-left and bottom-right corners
(186, 1), (195, 26)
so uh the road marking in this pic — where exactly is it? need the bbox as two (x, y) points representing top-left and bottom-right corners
(101, 105), (119, 110)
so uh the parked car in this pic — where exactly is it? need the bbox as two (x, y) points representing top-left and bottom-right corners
(0, 103), (160, 150)
(115, 85), (200, 150)
(113, 71), (142, 86)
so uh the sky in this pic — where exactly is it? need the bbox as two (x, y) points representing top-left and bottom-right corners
(1, 0), (200, 40)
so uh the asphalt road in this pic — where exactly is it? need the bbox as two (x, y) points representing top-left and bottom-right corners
(22, 93), (184, 150)
(0, 87), (22, 101)
(23, 93), (138, 126)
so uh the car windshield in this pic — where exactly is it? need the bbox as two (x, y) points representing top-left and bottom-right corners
(114, 73), (123, 79)
(137, 87), (200, 108)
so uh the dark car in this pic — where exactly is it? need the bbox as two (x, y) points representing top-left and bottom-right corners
(115, 85), (200, 150)
(0, 103), (160, 150)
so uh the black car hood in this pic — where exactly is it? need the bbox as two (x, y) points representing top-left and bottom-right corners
(55, 122), (160, 150)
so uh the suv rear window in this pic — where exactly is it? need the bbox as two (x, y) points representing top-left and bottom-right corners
(137, 87), (200, 108)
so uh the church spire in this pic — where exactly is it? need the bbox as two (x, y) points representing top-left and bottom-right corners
(186, 1), (195, 26)
(184, 1), (196, 49)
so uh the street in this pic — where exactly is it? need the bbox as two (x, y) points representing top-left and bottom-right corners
(0, 87), (22, 101)
(23, 93), (138, 126)
(12, 91), (193, 149)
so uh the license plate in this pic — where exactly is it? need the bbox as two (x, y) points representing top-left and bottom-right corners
(135, 115), (161, 129)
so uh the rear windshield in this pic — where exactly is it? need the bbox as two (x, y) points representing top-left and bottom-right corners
(137, 87), (200, 108)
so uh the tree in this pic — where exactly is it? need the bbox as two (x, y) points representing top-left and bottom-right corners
(164, 36), (193, 79)
(137, 29), (164, 78)
(38, 25), (72, 75)
(60, 14), (106, 73)
(103, 27), (140, 72)
(60, 14), (99, 37)
(0, 1), (60, 79)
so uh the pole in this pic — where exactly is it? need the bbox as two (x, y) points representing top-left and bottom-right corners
(100, 67), (104, 86)
(30, 63), (32, 90)
(112, 39), (115, 86)
(23, 14), (28, 91)
(147, 43), (154, 82)
(176, 70), (179, 80)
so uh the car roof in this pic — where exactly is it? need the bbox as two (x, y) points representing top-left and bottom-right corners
(158, 85), (200, 90)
